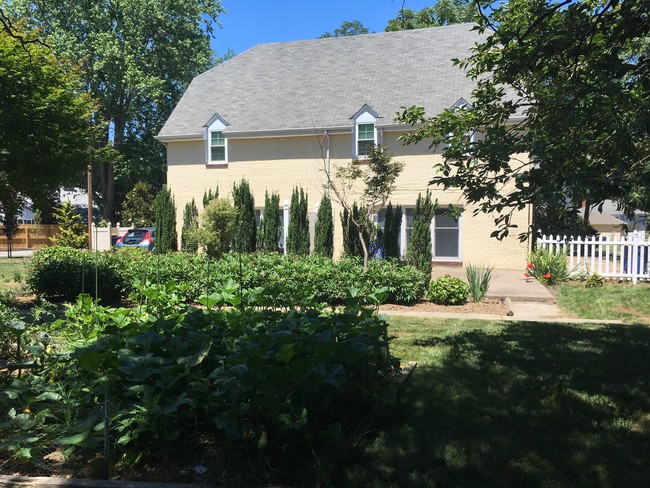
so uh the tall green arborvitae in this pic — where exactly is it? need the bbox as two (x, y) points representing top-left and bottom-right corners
(259, 191), (281, 252)
(232, 179), (256, 252)
(181, 198), (199, 252)
(406, 190), (436, 282)
(341, 202), (366, 258)
(203, 187), (219, 207)
(314, 193), (334, 258)
(286, 186), (309, 255)
(154, 186), (178, 254)
(383, 202), (402, 259)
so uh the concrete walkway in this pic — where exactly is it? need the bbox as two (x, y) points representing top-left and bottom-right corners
(431, 267), (555, 302)
(1, 249), (35, 258)
(420, 266), (624, 324)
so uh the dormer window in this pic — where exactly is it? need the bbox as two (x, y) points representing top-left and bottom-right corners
(351, 104), (379, 159)
(205, 113), (229, 165)
(211, 131), (226, 162)
(357, 123), (375, 158)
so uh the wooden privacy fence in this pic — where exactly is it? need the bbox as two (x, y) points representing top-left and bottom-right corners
(537, 231), (649, 284)
(0, 224), (59, 250)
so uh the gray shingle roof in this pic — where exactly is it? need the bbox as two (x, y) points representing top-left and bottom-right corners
(157, 23), (486, 139)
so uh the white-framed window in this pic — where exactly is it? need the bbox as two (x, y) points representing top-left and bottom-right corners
(210, 131), (226, 162)
(433, 209), (461, 260)
(205, 114), (229, 165)
(357, 123), (375, 158)
(351, 104), (379, 159)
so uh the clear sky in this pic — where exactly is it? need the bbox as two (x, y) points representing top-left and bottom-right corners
(210, 0), (435, 56)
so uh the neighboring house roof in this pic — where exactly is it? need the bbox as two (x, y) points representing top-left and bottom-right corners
(157, 23), (487, 140)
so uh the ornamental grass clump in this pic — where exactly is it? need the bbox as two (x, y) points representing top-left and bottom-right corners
(526, 248), (570, 286)
(465, 264), (493, 302)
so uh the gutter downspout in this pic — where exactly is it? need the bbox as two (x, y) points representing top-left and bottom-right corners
(324, 131), (331, 197)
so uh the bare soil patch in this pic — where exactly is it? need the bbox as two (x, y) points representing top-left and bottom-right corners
(381, 298), (506, 316)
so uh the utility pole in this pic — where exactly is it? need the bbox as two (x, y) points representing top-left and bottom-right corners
(87, 164), (93, 249)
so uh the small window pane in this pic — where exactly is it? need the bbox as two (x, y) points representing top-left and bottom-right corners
(358, 140), (374, 157)
(435, 213), (459, 228)
(358, 124), (374, 140)
(435, 229), (459, 258)
(211, 131), (224, 146)
(211, 146), (225, 161)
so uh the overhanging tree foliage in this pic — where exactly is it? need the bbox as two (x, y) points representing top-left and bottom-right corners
(320, 20), (369, 38)
(398, 0), (650, 239)
(0, 20), (98, 212)
(385, 1), (475, 31)
(154, 186), (177, 254)
(287, 187), (309, 256)
(314, 193), (334, 258)
(9, 0), (225, 221)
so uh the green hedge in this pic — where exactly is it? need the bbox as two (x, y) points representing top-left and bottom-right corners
(27, 248), (427, 305)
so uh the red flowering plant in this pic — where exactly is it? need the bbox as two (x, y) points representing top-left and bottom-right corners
(526, 248), (570, 286)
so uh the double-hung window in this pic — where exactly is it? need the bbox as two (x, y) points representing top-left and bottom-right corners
(352, 105), (379, 159)
(205, 113), (229, 165)
(210, 131), (226, 162)
(357, 123), (375, 158)
(433, 209), (460, 260)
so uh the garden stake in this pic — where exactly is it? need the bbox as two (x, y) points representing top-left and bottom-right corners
(103, 383), (110, 480)
(81, 251), (85, 295)
(94, 248), (99, 302)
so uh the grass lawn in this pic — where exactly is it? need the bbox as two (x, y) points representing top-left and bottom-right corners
(341, 316), (650, 488)
(557, 282), (650, 324)
(0, 257), (29, 293)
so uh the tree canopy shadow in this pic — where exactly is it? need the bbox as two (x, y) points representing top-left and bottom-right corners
(342, 321), (650, 488)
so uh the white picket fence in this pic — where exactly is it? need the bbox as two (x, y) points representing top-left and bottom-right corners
(537, 231), (649, 284)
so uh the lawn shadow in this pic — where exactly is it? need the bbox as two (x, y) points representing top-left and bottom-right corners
(342, 321), (650, 488)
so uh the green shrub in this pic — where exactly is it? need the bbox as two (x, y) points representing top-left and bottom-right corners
(50, 200), (87, 249)
(27, 247), (128, 301)
(406, 191), (436, 283)
(465, 264), (493, 302)
(366, 259), (426, 304)
(153, 186), (178, 253)
(1, 287), (398, 481)
(27, 248), (427, 305)
(585, 273), (605, 288)
(428, 274), (469, 305)
(314, 193), (334, 258)
(527, 247), (570, 286)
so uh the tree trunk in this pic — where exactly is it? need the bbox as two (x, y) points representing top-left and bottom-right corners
(359, 229), (369, 271)
(99, 118), (125, 222)
(583, 200), (591, 229)
(99, 161), (115, 222)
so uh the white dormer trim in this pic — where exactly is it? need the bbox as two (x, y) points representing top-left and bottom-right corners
(351, 104), (379, 159)
(204, 113), (229, 165)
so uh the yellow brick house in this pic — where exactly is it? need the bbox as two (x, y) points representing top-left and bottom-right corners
(156, 23), (530, 269)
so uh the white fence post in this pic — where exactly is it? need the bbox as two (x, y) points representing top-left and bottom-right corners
(283, 200), (289, 256)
